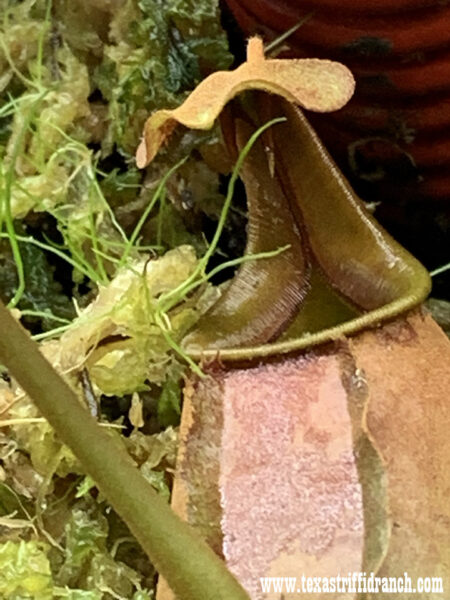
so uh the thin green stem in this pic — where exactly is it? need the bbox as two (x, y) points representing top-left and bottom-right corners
(0, 93), (40, 118)
(265, 12), (314, 54)
(0, 233), (96, 281)
(32, 324), (72, 341)
(0, 299), (251, 600)
(87, 194), (109, 284)
(91, 247), (122, 265)
(91, 172), (129, 244)
(154, 312), (204, 378)
(156, 187), (166, 249)
(18, 310), (71, 324)
(0, 37), (37, 90)
(430, 263), (450, 277)
(119, 156), (188, 267)
(1, 90), (48, 308)
(186, 245), (291, 300)
(35, 0), (53, 88)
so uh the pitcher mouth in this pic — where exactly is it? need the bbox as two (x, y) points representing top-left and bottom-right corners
(184, 296), (430, 363)
(181, 100), (431, 363)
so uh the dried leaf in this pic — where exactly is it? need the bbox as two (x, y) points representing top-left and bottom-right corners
(129, 393), (144, 430)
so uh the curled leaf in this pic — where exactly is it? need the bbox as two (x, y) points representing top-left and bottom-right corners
(136, 37), (355, 167)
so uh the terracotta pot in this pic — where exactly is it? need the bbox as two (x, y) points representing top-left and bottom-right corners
(223, 0), (450, 286)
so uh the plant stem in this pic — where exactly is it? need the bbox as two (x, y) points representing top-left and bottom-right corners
(0, 299), (250, 600)
(1, 90), (48, 308)
(119, 156), (188, 268)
